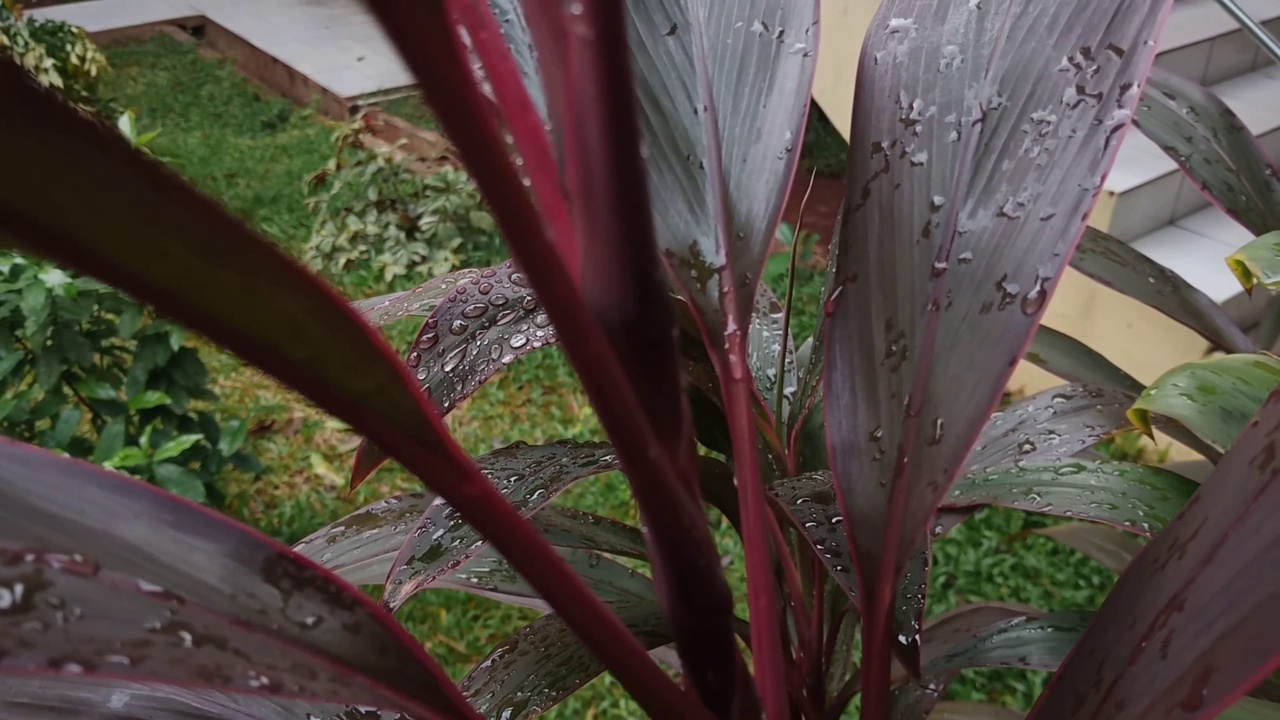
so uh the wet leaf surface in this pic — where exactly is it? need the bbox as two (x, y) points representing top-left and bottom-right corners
(944, 460), (1198, 536)
(460, 602), (670, 720)
(1028, 390), (1280, 720)
(0, 546), (435, 715)
(0, 442), (469, 717)
(748, 283), (798, 417)
(351, 269), (485, 328)
(823, 0), (1173, 650)
(965, 383), (1135, 473)
(1135, 67), (1280, 236)
(0, 676), (338, 720)
(384, 441), (619, 609)
(1128, 353), (1280, 452)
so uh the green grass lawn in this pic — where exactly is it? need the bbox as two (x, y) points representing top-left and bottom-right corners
(99, 35), (1116, 717)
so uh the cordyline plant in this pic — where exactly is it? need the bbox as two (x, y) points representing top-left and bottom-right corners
(0, 1), (1277, 719)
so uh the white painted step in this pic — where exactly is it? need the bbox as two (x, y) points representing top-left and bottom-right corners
(1102, 63), (1280, 242)
(1158, 0), (1280, 86)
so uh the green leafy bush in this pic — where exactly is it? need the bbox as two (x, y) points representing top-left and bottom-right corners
(303, 119), (506, 296)
(0, 0), (109, 110)
(0, 254), (259, 505)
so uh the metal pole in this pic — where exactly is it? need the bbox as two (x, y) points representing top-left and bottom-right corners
(1213, 0), (1280, 66)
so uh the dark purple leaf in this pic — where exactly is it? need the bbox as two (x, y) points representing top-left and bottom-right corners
(360, 3), (737, 713)
(352, 268), (484, 327)
(825, 3), (1171, 707)
(0, 677), (329, 720)
(0, 61), (687, 717)
(460, 602), (671, 720)
(943, 460), (1198, 536)
(748, 283), (799, 416)
(1028, 522), (1145, 574)
(352, 261), (558, 489)
(1135, 67), (1280, 236)
(1028, 390), (1280, 720)
(0, 442), (471, 718)
(384, 441), (619, 610)
(1072, 228), (1253, 353)
(0, 546), (453, 719)
(295, 493), (646, 590)
(965, 384), (1135, 473)
(892, 604), (1088, 720)
(1025, 327), (1145, 396)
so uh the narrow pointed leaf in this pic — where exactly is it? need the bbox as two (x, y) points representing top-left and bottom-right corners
(1025, 327), (1145, 395)
(0, 442), (472, 718)
(1028, 390), (1280, 720)
(1134, 67), (1280, 236)
(437, 547), (658, 612)
(0, 546), (462, 716)
(825, 6), (1170, 705)
(352, 268), (484, 327)
(1227, 231), (1280, 293)
(531, 506), (649, 560)
(1072, 228), (1253, 353)
(460, 602), (671, 720)
(384, 441), (619, 609)
(1029, 522), (1145, 574)
(0, 61), (684, 716)
(965, 384), (1135, 473)
(1128, 354), (1280, 452)
(944, 460), (1197, 536)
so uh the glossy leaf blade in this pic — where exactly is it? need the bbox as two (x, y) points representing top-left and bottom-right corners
(460, 603), (671, 720)
(1025, 326), (1145, 395)
(748, 283), (799, 417)
(1028, 390), (1280, 720)
(965, 383), (1135, 474)
(352, 268), (484, 327)
(1135, 67), (1280, 236)
(624, 0), (820, 328)
(1128, 354), (1280, 452)
(352, 261), (560, 488)
(0, 63), (686, 719)
(384, 441), (619, 609)
(0, 546), (452, 719)
(1029, 522), (1145, 574)
(295, 492), (646, 588)
(1072, 228), (1253, 353)
(922, 609), (1092, 676)
(824, 6), (1170, 706)
(0, 441), (472, 718)
(1227, 231), (1280, 293)
(944, 460), (1198, 536)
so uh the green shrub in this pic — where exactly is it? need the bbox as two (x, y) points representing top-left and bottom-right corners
(0, 0), (110, 111)
(0, 252), (260, 506)
(303, 119), (506, 296)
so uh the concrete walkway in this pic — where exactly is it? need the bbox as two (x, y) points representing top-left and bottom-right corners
(31, 0), (414, 100)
